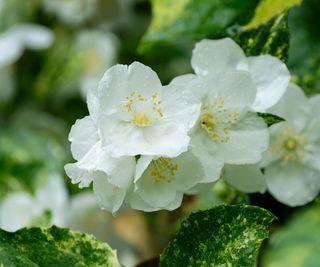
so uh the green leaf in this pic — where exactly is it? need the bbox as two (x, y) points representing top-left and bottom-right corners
(160, 204), (276, 267)
(244, 0), (302, 30)
(234, 13), (290, 62)
(257, 112), (285, 127)
(0, 226), (121, 267)
(139, 0), (260, 53)
(262, 203), (320, 267)
(288, 1), (320, 96)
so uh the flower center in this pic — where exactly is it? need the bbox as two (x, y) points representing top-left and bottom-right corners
(200, 97), (240, 143)
(283, 138), (298, 151)
(275, 128), (308, 162)
(123, 91), (163, 127)
(131, 112), (153, 127)
(201, 113), (218, 131)
(149, 158), (178, 183)
(84, 50), (102, 73)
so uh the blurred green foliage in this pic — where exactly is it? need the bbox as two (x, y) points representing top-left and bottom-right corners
(0, 128), (65, 198)
(262, 202), (320, 267)
(288, 0), (320, 95)
(0, 0), (39, 31)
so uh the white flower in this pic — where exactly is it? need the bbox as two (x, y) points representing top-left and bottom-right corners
(65, 115), (206, 212)
(172, 70), (269, 184)
(0, 175), (67, 232)
(0, 24), (54, 68)
(127, 152), (206, 211)
(261, 83), (320, 206)
(88, 61), (200, 158)
(42, 0), (97, 25)
(191, 38), (290, 112)
(64, 115), (136, 213)
(75, 30), (119, 97)
(65, 62), (202, 212)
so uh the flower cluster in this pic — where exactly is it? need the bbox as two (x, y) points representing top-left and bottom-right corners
(262, 84), (320, 205)
(65, 38), (291, 213)
(222, 83), (320, 207)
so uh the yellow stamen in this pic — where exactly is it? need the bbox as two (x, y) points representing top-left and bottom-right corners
(123, 90), (164, 125)
(131, 113), (153, 127)
(149, 158), (178, 183)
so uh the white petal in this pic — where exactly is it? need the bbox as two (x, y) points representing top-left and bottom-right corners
(87, 81), (101, 123)
(11, 24), (54, 50)
(237, 55), (290, 112)
(95, 62), (162, 116)
(162, 82), (201, 130)
(94, 64), (129, 117)
(127, 61), (162, 95)
(170, 151), (206, 191)
(66, 142), (135, 189)
(203, 71), (256, 110)
(0, 193), (39, 232)
(134, 155), (153, 182)
(170, 74), (197, 87)
(191, 38), (245, 75)
(128, 190), (183, 212)
(65, 142), (103, 187)
(64, 163), (93, 188)
(268, 83), (308, 127)
(260, 122), (287, 168)
(0, 34), (22, 67)
(69, 116), (99, 160)
(170, 74), (204, 98)
(107, 156), (136, 188)
(35, 175), (68, 227)
(106, 118), (190, 158)
(304, 119), (320, 172)
(223, 164), (266, 193)
(93, 172), (127, 214)
(135, 177), (179, 209)
(127, 193), (159, 212)
(190, 132), (224, 183)
(307, 94), (320, 122)
(134, 151), (205, 209)
(306, 118), (320, 145)
(265, 163), (320, 206)
(217, 113), (269, 164)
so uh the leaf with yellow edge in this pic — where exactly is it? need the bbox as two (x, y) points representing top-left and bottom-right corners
(0, 226), (121, 267)
(139, 0), (259, 53)
(235, 13), (289, 62)
(149, 0), (189, 32)
(245, 0), (302, 30)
